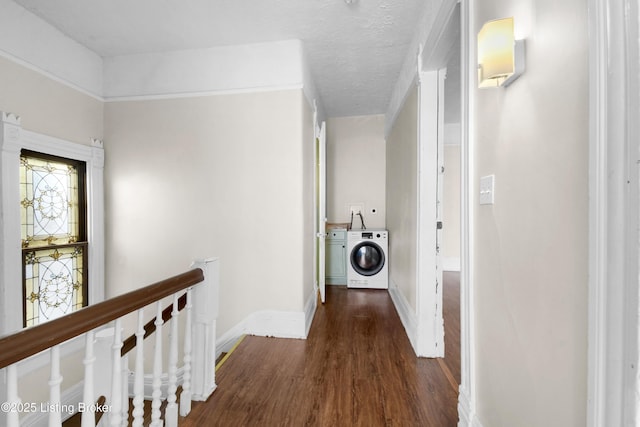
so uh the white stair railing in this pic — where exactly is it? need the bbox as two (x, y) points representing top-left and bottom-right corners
(110, 319), (123, 427)
(150, 301), (163, 427)
(48, 345), (63, 427)
(131, 310), (145, 427)
(81, 331), (96, 427)
(165, 294), (180, 427)
(0, 257), (219, 427)
(179, 288), (193, 417)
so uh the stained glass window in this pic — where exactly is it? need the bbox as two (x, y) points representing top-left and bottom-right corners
(20, 151), (87, 327)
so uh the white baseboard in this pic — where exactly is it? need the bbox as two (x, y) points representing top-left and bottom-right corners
(304, 290), (318, 337)
(20, 381), (83, 427)
(216, 320), (248, 356)
(388, 280), (446, 357)
(216, 302), (315, 358)
(388, 280), (418, 355)
(246, 310), (307, 339)
(457, 386), (483, 427)
(443, 257), (461, 272)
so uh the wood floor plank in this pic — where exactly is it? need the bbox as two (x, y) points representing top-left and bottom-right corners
(443, 271), (461, 384)
(180, 273), (460, 427)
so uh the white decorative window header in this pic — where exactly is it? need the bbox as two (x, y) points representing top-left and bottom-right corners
(0, 112), (105, 334)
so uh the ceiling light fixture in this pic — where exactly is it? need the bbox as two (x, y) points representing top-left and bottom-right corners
(477, 17), (525, 88)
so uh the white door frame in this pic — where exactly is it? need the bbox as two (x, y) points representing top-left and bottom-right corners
(313, 101), (327, 304)
(416, 67), (446, 357)
(458, 0), (477, 424)
(587, 0), (640, 425)
(417, 0), (479, 423)
(413, 0), (477, 422)
(317, 122), (327, 303)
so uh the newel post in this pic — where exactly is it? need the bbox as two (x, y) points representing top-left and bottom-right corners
(190, 258), (219, 401)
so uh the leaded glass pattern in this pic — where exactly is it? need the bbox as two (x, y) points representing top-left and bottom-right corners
(23, 246), (85, 326)
(20, 151), (87, 327)
(20, 155), (80, 248)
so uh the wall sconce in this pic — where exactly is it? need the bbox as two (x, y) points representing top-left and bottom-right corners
(477, 17), (525, 88)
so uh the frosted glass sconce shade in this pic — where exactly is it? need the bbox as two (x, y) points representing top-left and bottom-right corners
(477, 17), (525, 88)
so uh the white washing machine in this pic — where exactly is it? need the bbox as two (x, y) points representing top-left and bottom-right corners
(346, 229), (389, 289)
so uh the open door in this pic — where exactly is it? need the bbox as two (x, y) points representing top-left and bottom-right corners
(315, 122), (327, 303)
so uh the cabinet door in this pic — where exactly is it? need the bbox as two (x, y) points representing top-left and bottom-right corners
(326, 240), (347, 282)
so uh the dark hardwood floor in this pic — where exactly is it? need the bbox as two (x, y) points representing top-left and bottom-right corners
(443, 271), (461, 386)
(181, 272), (461, 427)
(63, 272), (460, 426)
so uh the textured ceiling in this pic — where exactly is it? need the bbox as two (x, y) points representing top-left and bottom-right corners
(12, 0), (430, 118)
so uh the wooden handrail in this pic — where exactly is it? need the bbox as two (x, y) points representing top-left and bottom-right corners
(0, 268), (204, 370)
(120, 292), (187, 357)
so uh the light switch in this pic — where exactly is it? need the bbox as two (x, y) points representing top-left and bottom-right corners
(480, 175), (495, 205)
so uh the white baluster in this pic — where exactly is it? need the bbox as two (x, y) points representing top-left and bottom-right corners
(49, 345), (63, 427)
(81, 331), (96, 427)
(109, 319), (122, 427)
(150, 302), (164, 427)
(165, 294), (179, 427)
(180, 289), (193, 417)
(121, 354), (129, 427)
(132, 309), (145, 427)
(5, 364), (20, 427)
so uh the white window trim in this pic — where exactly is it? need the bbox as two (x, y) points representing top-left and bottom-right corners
(0, 111), (104, 353)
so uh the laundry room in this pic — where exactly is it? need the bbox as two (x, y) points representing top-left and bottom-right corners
(324, 107), (461, 290)
(324, 115), (387, 288)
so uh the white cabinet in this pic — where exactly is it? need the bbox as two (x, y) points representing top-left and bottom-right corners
(326, 229), (347, 285)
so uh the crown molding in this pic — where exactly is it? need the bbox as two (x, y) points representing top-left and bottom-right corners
(0, 0), (103, 99)
(1, 1), (319, 106)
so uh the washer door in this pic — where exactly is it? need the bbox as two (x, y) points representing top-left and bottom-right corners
(350, 241), (386, 276)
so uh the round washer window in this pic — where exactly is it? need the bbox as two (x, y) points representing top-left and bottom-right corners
(350, 242), (385, 276)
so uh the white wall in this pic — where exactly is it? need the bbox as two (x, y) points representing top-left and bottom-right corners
(0, 56), (103, 145)
(386, 86), (418, 312)
(473, 0), (589, 425)
(103, 90), (311, 336)
(326, 115), (386, 229)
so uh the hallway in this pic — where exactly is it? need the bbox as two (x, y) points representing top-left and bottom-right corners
(180, 273), (460, 426)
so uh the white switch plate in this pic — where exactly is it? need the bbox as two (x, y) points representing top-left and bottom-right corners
(480, 175), (495, 205)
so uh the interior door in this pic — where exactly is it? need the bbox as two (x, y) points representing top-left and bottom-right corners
(316, 121), (327, 303)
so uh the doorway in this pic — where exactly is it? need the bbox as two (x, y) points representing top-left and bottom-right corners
(415, 2), (462, 359)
